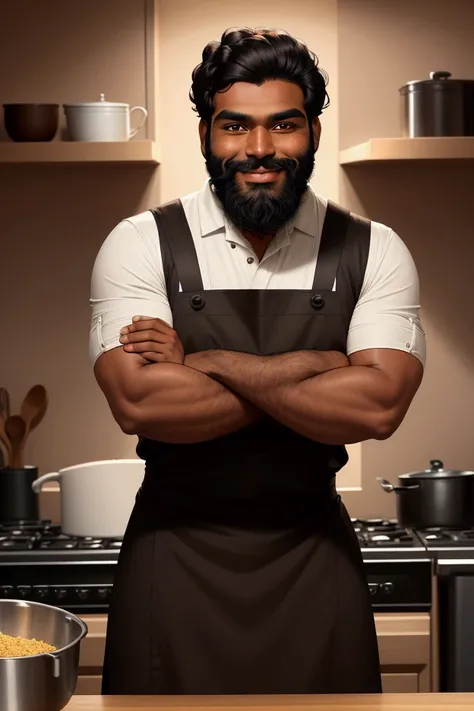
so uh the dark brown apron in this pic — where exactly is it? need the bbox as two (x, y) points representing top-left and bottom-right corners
(101, 197), (382, 695)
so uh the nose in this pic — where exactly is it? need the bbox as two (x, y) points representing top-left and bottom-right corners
(245, 126), (276, 160)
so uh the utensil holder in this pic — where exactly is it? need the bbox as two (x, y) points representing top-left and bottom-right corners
(0, 465), (39, 522)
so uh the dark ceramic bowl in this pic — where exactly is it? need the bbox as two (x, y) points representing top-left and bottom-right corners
(3, 103), (59, 142)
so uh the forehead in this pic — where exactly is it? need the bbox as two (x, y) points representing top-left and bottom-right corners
(213, 80), (306, 119)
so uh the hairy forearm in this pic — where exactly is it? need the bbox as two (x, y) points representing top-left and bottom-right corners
(121, 361), (263, 444)
(188, 350), (403, 445)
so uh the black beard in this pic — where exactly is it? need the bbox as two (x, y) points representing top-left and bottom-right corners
(205, 130), (315, 237)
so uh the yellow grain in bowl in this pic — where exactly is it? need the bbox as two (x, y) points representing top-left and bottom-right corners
(0, 631), (56, 657)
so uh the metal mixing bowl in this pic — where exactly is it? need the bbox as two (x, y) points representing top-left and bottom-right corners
(0, 599), (88, 711)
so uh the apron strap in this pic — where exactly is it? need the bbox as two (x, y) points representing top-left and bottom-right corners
(151, 199), (204, 292)
(312, 200), (371, 296)
(312, 201), (351, 290)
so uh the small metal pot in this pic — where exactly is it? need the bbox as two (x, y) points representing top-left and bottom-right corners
(378, 459), (474, 529)
(399, 71), (474, 137)
(0, 599), (87, 711)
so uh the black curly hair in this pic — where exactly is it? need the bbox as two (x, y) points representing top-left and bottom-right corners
(189, 27), (330, 124)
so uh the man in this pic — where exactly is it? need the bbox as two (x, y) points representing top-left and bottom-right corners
(90, 27), (425, 695)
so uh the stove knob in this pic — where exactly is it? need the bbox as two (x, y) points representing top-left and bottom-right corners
(97, 587), (110, 601)
(76, 588), (89, 601)
(0, 585), (13, 598)
(368, 583), (379, 596)
(34, 587), (49, 601)
(16, 586), (32, 599)
(54, 588), (68, 601)
(381, 582), (394, 595)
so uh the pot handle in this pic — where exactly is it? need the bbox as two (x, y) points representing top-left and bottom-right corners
(129, 106), (148, 139)
(47, 653), (60, 678)
(429, 71), (451, 81)
(377, 477), (420, 493)
(31, 471), (60, 494)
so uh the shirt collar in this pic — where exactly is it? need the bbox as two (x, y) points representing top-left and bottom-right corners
(196, 179), (320, 239)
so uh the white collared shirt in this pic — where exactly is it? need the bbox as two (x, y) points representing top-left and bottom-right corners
(89, 181), (426, 366)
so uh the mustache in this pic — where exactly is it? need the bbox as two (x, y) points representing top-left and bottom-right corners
(219, 156), (298, 179)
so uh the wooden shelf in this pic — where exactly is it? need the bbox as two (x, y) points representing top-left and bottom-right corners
(339, 137), (474, 165)
(0, 140), (160, 165)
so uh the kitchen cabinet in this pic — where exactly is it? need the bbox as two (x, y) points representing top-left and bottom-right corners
(378, 613), (431, 693)
(382, 674), (419, 693)
(74, 612), (431, 696)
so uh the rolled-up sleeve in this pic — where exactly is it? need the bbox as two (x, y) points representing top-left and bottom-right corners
(89, 216), (173, 365)
(346, 224), (426, 367)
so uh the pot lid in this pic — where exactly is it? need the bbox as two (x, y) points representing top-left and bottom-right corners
(63, 93), (129, 109)
(400, 71), (474, 93)
(399, 459), (474, 479)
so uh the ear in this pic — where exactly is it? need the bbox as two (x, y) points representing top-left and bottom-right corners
(199, 119), (208, 158)
(311, 117), (321, 152)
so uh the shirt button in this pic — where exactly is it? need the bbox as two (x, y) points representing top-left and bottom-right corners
(247, 257), (254, 264)
(230, 243), (236, 249)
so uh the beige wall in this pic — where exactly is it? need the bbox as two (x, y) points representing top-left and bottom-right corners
(1, 0), (473, 519)
(338, 0), (474, 517)
(0, 0), (160, 475)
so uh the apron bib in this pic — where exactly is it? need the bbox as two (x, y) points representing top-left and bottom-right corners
(101, 197), (382, 695)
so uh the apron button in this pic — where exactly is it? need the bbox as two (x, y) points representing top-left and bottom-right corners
(311, 293), (325, 310)
(190, 294), (205, 310)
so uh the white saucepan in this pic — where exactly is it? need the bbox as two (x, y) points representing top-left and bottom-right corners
(32, 459), (145, 538)
(63, 93), (148, 141)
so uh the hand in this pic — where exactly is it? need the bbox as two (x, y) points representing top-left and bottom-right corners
(119, 316), (184, 364)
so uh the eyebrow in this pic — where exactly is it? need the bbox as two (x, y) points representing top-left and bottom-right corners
(214, 108), (306, 123)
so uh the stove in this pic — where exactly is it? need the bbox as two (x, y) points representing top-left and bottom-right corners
(411, 527), (474, 692)
(0, 520), (122, 613)
(0, 520), (122, 554)
(0, 518), (433, 614)
(353, 518), (426, 556)
(351, 518), (432, 612)
(416, 527), (474, 558)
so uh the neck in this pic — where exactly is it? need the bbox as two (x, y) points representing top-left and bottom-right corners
(241, 230), (275, 261)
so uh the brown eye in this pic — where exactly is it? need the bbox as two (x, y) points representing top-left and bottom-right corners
(224, 124), (246, 133)
(273, 123), (296, 131)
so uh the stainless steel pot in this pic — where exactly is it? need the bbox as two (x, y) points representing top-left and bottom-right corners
(399, 71), (474, 137)
(378, 459), (474, 529)
(0, 599), (87, 711)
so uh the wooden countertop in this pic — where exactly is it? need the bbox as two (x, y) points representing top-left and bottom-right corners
(64, 694), (474, 710)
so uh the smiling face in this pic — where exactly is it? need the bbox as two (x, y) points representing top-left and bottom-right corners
(200, 80), (321, 236)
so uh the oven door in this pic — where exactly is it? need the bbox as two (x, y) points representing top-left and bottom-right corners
(436, 558), (474, 691)
(75, 615), (107, 695)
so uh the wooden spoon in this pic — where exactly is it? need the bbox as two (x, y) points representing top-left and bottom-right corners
(0, 388), (10, 420)
(0, 388), (12, 466)
(5, 415), (27, 469)
(20, 385), (48, 435)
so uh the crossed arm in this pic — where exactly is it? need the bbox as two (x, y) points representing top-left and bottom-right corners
(93, 318), (423, 446)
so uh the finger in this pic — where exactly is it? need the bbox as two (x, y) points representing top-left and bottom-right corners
(132, 315), (154, 323)
(126, 318), (173, 335)
(120, 330), (168, 344)
(131, 315), (172, 329)
(120, 318), (165, 335)
(123, 341), (166, 354)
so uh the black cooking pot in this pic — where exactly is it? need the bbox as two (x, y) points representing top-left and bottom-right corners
(399, 71), (474, 137)
(378, 459), (474, 529)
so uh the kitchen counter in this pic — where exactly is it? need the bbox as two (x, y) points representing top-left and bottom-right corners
(64, 694), (474, 710)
